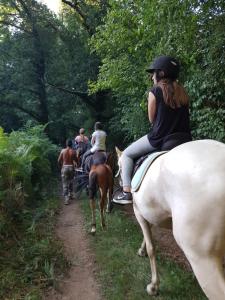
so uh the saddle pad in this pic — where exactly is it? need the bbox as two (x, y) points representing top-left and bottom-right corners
(131, 151), (167, 192)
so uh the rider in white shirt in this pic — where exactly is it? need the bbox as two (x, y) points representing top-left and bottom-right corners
(81, 122), (107, 170)
(91, 128), (106, 152)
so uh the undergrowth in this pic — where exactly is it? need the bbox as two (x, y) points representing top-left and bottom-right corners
(0, 190), (69, 300)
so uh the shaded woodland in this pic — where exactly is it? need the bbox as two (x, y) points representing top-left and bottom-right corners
(0, 1), (224, 298)
(0, 0), (224, 146)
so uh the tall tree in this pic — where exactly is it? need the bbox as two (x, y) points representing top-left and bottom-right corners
(0, 0), (51, 124)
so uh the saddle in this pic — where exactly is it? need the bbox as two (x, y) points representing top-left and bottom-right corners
(130, 133), (191, 192)
(131, 151), (167, 192)
(84, 151), (107, 173)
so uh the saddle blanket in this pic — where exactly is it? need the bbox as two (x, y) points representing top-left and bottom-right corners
(131, 151), (167, 192)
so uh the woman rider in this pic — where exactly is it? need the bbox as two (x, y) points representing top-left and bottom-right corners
(74, 128), (89, 146)
(113, 55), (192, 205)
(74, 128), (90, 157)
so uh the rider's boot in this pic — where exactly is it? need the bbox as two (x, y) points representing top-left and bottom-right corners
(113, 191), (133, 205)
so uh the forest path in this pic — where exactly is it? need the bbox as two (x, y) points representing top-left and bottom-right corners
(45, 198), (103, 300)
(44, 191), (192, 300)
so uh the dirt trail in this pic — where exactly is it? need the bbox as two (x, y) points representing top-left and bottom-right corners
(45, 194), (192, 300)
(45, 199), (103, 300)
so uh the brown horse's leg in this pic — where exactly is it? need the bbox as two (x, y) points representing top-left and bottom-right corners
(89, 170), (98, 234)
(106, 188), (113, 213)
(89, 198), (96, 234)
(99, 188), (106, 229)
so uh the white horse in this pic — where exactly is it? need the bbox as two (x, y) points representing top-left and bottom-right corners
(116, 140), (225, 299)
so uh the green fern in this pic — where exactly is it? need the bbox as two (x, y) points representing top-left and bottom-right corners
(0, 125), (58, 238)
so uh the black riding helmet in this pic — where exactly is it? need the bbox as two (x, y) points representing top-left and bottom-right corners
(146, 55), (180, 80)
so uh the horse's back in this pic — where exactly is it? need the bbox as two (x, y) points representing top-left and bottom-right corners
(163, 140), (225, 204)
(90, 164), (113, 188)
(165, 139), (225, 176)
(135, 139), (225, 226)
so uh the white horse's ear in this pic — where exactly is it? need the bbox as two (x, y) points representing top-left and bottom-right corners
(115, 146), (122, 157)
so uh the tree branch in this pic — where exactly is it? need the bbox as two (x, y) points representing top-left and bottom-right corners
(47, 81), (89, 98)
(204, 100), (225, 109)
(46, 81), (95, 106)
(0, 20), (31, 34)
(62, 0), (94, 35)
(0, 100), (41, 121)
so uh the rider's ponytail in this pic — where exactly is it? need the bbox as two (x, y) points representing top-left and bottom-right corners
(157, 79), (189, 109)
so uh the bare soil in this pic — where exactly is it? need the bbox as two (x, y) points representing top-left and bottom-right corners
(45, 199), (103, 300)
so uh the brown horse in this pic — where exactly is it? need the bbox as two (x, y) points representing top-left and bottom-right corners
(88, 152), (114, 234)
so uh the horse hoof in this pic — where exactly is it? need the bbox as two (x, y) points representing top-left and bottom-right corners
(137, 248), (147, 257)
(91, 227), (96, 235)
(106, 202), (114, 213)
(146, 283), (158, 296)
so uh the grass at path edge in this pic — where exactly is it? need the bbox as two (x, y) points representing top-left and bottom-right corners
(80, 197), (206, 300)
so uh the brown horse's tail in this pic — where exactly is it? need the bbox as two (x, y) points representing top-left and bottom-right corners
(89, 171), (98, 199)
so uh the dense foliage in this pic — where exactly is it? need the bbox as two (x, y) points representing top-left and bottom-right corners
(91, 0), (225, 142)
(0, 0), (224, 145)
(0, 124), (57, 237)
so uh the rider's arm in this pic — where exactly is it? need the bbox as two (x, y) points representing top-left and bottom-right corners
(74, 136), (79, 144)
(148, 91), (156, 123)
(91, 133), (96, 145)
(72, 151), (78, 168)
(57, 150), (63, 167)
